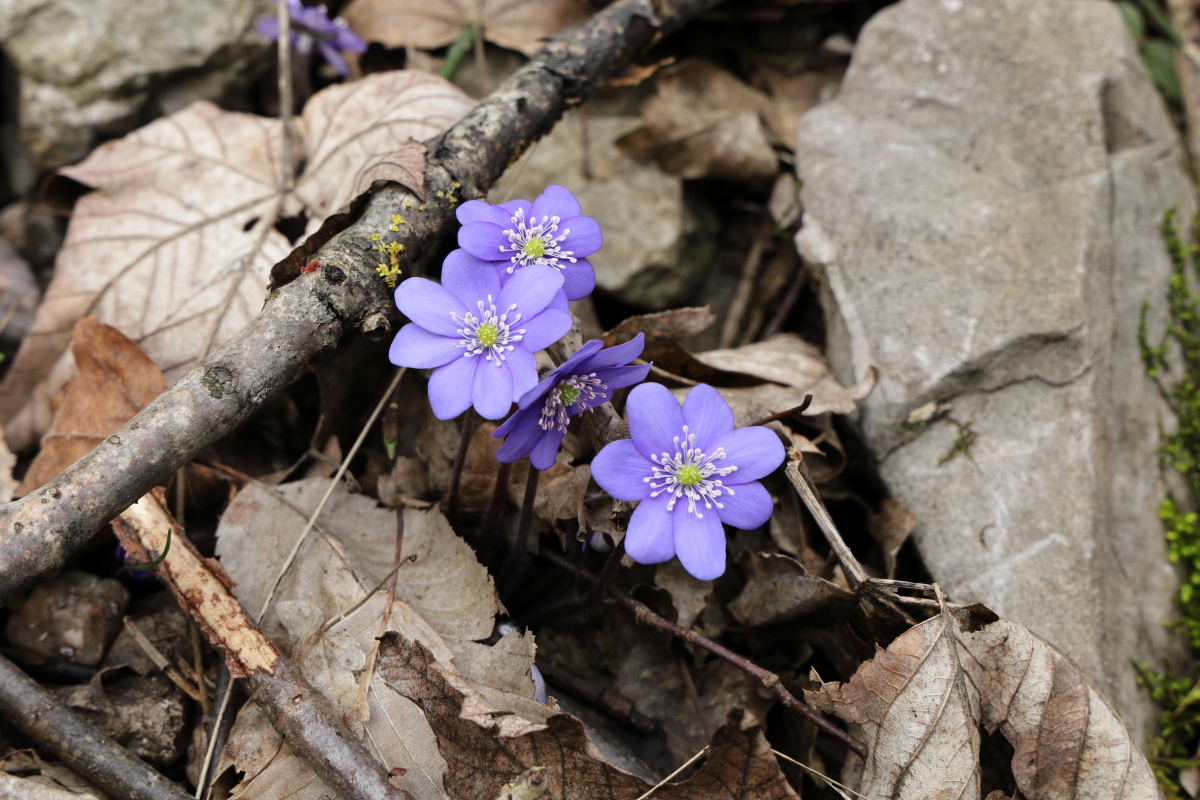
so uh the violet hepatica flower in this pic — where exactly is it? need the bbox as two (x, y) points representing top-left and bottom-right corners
(257, 0), (367, 77)
(494, 334), (651, 470)
(457, 185), (601, 301)
(389, 250), (571, 420)
(591, 383), (785, 581)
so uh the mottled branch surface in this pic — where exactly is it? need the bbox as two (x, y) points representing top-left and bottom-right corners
(0, 0), (721, 602)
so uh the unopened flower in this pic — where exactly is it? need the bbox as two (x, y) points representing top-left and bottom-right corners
(591, 383), (785, 580)
(456, 185), (601, 301)
(256, 0), (366, 77)
(389, 250), (571, 420)
(494, 334), (650, 470)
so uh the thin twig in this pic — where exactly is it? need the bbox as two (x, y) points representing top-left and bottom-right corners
(544, 551), (868, 760)
(277, 0), (295, 191)
(759, 252), (806, 341)
(771, 748), (867, 800)
(513, 465), (539, 557)
(480, 460), (513, 559)
(0, 650), (194, 800)
(317, 555), (417, 636)
(633, 747), (709, 800)
(122, 617), (203, 703)
(256, 367), (405, 622)
(719, 220), (769, 348)
(784, 459), (868, 588)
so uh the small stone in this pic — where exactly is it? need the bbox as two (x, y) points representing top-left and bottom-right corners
(6, 571), (130, 666)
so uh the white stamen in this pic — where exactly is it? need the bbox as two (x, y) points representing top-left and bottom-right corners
(500, 207), (578, 273)
(538, 373), (607, 432)
(450, 295), (526, 366)
(643, 425), (737, 518)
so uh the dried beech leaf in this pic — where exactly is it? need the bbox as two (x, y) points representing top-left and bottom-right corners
(867, 499), (917, 580)
(807, 613), (982, 799)
(0, 426), (15, 503)
(603, 306), (718, 346)
(378, 632), (800, 800)
(0, 72), (472, 449)
(690, 334), (876, 416)
(17, 318), (165, 496)
(617, 60), (781, 182)
(343, 0), (593, 57)
(951, 605), (1162, 800)
(728, 553), (854, 628)
(216, 482), (542, 800)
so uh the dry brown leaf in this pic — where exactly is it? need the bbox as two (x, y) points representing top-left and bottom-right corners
(16, 318), (166, 496)
(602, 306), (717, 347)
(343, 0), (593, 57)
(378, 632), (801, 800)
(728, 553), (855, 628)
(951, 605), (1162, 800)
(807, 613), (983, 800)
(867, 499), (917, 580)
(617, 60), (781, 183)
(0, 71), (473, 450)
(216, 481), (544, 800)
(690, 333), (876, 416)
(0, 425), (15, 503)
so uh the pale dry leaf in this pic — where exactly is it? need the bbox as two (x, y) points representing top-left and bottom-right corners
(0, 71), (473, 450)
(343, 0), (593, 57)
(806, 613), (982, 800)
(0, 424), (15, 503)
(617, 60), (781, 183)
(727, 553), (855, 628)
(602, 306), (717, 347)
(690, 333), (876, 416)
(0, 773), (107, 800)
(216, 481), (544, 800)
(866, 499), (917, 580)
(379, 632), (801, 800)
(950, 605), (1162, 800)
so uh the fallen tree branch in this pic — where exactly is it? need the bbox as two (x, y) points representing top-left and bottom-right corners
(0, 0), (722, 602)
(0, 650), (194, 800)
(113, 492), (411, 800)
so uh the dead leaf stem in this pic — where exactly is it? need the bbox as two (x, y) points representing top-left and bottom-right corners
(784, 459), (868, 587)
(543, 550), (869, 760)
(0, 0), (723, 603)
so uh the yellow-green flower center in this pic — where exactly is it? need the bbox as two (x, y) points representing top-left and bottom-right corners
(676, 464), (703, 486)
(522, 237), (547, 258)
(557, 382), (581, 406)
(476, 322), (500, 348)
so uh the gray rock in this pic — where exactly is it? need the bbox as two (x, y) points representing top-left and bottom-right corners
(5, 571), (130, 665)
(489, 113), (714, 310)
(0, 0), (271, 184)
(795, 0), (1190, 741)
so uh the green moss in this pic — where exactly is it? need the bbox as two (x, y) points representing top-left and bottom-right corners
(1138, 207), (1200, 797)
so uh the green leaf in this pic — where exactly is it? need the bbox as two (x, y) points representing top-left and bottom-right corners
(1117, 1), (1146, 43)
(1143, 39), (1182, 101)
(1132, 0), (1183, 45)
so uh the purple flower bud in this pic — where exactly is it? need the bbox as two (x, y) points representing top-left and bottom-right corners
(591, 383), (786, 581)
(256, 0), (366, 77)
(493, 334), (650, 470)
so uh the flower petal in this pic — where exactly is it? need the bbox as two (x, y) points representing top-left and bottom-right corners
(428, 357), (478, 419)
(518, 309), (571, 352)
(495, 407), (542, 462)
(394, 277), (465, 336)
(626, 382), (685, 460)
(709, 426), (786, 485)
(457, 200), (512, 227)
(624, 496), (676, 565)
(458, 222), (509, 262)
(673, 508), (726, 580)
(317, 41), (350, 76)
(590, 364), (651, 394)
(442, 249), (501, 307)
(561, 215), (602, 257)
(561, 259), (596, 300)
(531, 185), (582, 220)
(389, 324), (460, 369)
(506, 346), (539, 399)
(516, 371), (558, 409)
(501, 199), (531, 218)
(498, 264), (564, 316)
(256, 16), (280, 38)
(682, 384), (734, 449)
(529, 428), (566, 470)
(557, 339), (605, 376)
(591, 439), (653, 501)
(472, 360), (514, 419)
(714, 480), (773, 530)
(582, 333), (644, 371)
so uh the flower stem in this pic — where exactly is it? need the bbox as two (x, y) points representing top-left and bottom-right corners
(514, 465), (540, 557)
(480, 460), (512, 560)
(543, 550), (868, 760)
(445, 411), (478, 519)
(439, 26), (475, 81)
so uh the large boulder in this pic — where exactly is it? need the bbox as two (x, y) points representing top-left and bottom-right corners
(795, 0), (1189, 740)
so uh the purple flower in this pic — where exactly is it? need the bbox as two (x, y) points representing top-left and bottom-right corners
(389, 250), (572, 420)
(256, 0), (367, 77)
(456, 185), (602, 301)
(494, 334), (651, 470)
(591, 383), (785, 581)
